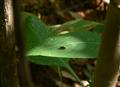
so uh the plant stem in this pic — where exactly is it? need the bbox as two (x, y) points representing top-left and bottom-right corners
(93, 0), (120, 87)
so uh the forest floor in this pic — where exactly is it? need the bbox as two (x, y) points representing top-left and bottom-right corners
(21, 0), (118, 87)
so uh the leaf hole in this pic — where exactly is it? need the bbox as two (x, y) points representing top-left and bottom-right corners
(58, 46), (66, 50)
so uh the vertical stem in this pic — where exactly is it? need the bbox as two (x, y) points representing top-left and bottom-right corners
(57, 66), (63, 87)
(13, 0), (34, 87)
(0, 0), (19, 87)
(93, 1), (120, 87)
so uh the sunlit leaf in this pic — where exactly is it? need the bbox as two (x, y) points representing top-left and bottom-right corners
(22, 12), (101, 85)
(27, 31), (100, 58)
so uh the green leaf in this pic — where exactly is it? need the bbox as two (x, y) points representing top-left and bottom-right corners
(28, 56), (69, 66)
(28, 55), (84, 86)
(22, 12), (100, 85)
(27, 31), (100, 58)
(60, 19), (102, 32)
(21, 12), (54, 50)
(49, 19), (104, 36)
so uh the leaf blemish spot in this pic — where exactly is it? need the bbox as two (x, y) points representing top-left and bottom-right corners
(58, 46), (66, 50)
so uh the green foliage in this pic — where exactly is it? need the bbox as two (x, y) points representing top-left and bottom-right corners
(22, 12), (103, 86)
(27, 31), (100, 58)
(28, 56), (69, 66)
(60, 19), (103, 32)
(22, 12), (55, 50)
(50, 18), (104, 34)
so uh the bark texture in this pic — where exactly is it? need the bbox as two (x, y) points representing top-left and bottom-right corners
(93, 0), (120, 87)
(0, 0), (19, 87)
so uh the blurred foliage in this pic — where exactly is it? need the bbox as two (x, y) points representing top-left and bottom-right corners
(20, 0), (108, 87)
(21, 0), (108, 24)
(21, 12), (103, 86)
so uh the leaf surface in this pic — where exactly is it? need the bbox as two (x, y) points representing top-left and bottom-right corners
(27, 31), (100, 58)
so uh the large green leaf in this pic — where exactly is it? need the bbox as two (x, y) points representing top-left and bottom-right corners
(27, 31), (100, 58)
(21, 12), (70, 66)
(21, 12), (101, 59)
(22, 12), (100, 85)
